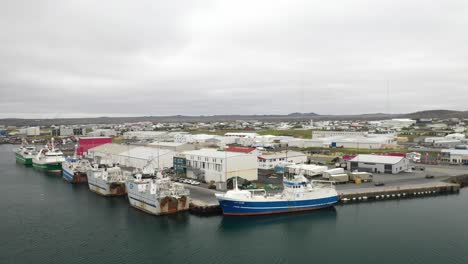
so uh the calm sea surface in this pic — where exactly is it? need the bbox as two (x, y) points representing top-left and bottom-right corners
(1, 144), (467, 264)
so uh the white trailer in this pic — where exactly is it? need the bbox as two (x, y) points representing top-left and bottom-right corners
(285, 164), (328, 177)
(323, 168), (345, 179)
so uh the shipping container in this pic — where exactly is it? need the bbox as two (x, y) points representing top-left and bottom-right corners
(349, 171), (373, 182)
(330, 174), (349, 184)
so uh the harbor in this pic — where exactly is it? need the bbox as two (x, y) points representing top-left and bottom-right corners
(186, 175), (464, 215)
(2, 143), (468, 264)
(10, 138), (468, 216)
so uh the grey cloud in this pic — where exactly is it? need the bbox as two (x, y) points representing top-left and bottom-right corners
(0, 0), (467, 118)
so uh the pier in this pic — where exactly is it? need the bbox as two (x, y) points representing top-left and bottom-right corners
(189, 199), (222, 215)
(338, 181), (460, 202)
(184, 184), (222, 215)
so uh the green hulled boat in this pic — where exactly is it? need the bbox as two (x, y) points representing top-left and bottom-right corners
(32, 139), (65, 173)
(14, 144), (37, 166)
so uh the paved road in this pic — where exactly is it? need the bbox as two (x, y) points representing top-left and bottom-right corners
(337, 163), (467, 191)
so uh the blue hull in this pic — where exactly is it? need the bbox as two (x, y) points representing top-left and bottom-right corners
(218, 196), (339, 216)
(62, 169), (75, 183)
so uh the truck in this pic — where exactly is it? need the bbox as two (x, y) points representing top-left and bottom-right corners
(323, 168), (345, 179)
(349, 172), (373, 182)
(330, 174), (349, 184)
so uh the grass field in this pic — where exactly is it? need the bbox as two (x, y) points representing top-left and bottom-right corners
(296, 147), (408, 156)
(112, 136), (125, 144)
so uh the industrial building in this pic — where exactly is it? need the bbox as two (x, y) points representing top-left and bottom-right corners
(77, 137), (112, 156)
(380, 119), (416, 129)
(258, 151), (308, 169)
(51, 126), (84, 137)
(87, 143), (174, 170)
(146, 142), (195, 152)
(19, 127), (40, 136)
(289, 134), (395, 149)
(123, 131), (170, 141)
(224, 132), (258, 138)
(312, 131), (367, 139)
(441, 149), (468, 164)
(173, 154), (187, 176)
(347, 155), (409, 174)
(184, 149), (258, 185)
(87, 129), (117, 137)
(224, 146), (261, 156)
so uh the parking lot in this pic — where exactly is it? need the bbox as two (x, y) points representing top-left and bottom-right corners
(336, 163), (467, 191)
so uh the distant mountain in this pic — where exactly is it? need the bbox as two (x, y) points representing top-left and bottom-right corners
(286, 112), (319, 117)
(403, 110), (468, 119)
(0, 110), (466, 126)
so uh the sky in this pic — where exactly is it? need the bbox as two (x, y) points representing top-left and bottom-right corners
(1, 0), (467, 118)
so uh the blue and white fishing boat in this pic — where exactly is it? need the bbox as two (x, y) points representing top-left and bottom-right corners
(62, 158), (92, 183)
(215, 174), (339, 216)
(62, 145), (92, 183)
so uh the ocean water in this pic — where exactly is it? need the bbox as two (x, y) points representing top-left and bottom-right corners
(1, 144), (467, 264)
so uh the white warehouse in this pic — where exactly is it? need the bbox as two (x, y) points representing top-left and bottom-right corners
(87, 143), (174, 170)
(347, 155), (409, 174)
(184, 149), (258, 184)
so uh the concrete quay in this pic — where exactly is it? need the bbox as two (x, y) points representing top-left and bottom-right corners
(338, 181), (460, 202)
(182, 184), (222, 215)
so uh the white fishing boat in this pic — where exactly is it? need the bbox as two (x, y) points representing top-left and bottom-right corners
(32, 138), (65, 173)
(87, 164), (127, 196)
(14, 139), (37, 166)
(126, 172), (190, 215)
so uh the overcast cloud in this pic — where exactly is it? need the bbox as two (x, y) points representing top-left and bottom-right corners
(0, 0), (467, 118)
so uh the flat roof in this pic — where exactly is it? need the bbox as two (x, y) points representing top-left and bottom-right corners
(183, 149), (250, 158)
(79, 136), (112, 139)
(441, 149), (468, 155)
(259, 151), (307, 159)
(148, 142), (188, 147)
(350, 154), (405, 164)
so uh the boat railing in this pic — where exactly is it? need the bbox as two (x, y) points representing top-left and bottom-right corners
(246, 189), (267, 195)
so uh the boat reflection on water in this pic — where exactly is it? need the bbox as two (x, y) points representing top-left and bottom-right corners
(218, 206), (337, 232)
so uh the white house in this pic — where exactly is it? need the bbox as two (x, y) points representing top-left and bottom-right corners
(258, 151), (308, 169)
